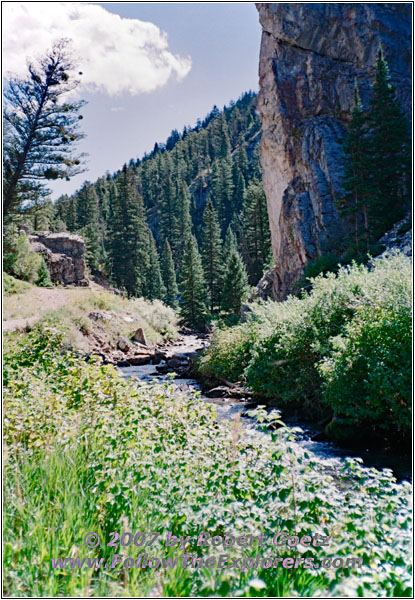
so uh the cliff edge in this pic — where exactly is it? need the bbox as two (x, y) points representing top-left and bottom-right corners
(256, 3), (411, 299)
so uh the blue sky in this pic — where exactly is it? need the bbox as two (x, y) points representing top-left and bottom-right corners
(4, 2), (262, 199)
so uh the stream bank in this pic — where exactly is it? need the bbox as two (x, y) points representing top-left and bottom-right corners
(119, 333), (411, 482)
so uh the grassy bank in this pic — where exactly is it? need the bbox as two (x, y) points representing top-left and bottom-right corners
(3, 325), (412, 597)
(198, 252), (412, 445)
(3, 280), (178, 351)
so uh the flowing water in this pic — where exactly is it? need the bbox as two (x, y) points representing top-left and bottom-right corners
(119, 334), (411, 482)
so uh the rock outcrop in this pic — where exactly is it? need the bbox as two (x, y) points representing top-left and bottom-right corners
(29, 232), (89, 286)
(256, 3), (412, 299)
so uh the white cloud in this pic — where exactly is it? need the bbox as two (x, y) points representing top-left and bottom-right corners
(2, 2), (192, 96)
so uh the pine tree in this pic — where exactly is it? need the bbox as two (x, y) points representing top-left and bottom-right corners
(3, 40), (85, 220)
(241, 179), (272, 284)
(180, 235), (208, 330)
(201, 199), (223, 313)
(232, 163), (246, 215)
(221, 247), (249, 315)
(82, 223), (101, 271)
(223, 225), (238, 262)
(107, 165), (149, 295)
(367, 47), (410, 237)
(158, 155), (179, 258)
(144, 230), (166, 301)
(76, 182), (99, 230)
(211, 156), (234, 232)
(236, 134), (249, 182)
(161, 239), (179, 308)
(175, 180), (193, 271)
(340, 81), (371, 250)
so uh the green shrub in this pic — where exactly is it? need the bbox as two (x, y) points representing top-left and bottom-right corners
(3, 272), (31, 295)
(4, 231), (43, 283)
(319, 279), (412, 440)
(35, 257), (52, 287)
(200, 252), (412, 440)
(197, 323), (254, 381)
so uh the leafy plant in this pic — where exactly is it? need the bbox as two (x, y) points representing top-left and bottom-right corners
(3, 325), (412, 597)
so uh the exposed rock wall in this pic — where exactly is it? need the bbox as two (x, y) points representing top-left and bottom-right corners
(29, 232), (89, 286)
(256, 3), (412, 299)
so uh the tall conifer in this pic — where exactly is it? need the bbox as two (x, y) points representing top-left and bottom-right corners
(367, 47), (410, 236)
(221, 247), (249, 315)
(161, 239), (179, 308)
(180, 235), (208, 330)
(201, 199), (223, 313)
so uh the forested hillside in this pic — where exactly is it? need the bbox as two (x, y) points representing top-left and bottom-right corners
(52, 92), (271, 324)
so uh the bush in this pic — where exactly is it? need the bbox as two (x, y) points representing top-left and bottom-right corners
(199, 252), (412, 441)
(197, 323), (253, 381)
(35, 257), (53, 287)
(4, 230), (43, 283)
(319, 269), (412, 441)
(3, 273), (31, 295)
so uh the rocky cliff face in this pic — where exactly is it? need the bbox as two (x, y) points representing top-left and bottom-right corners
(256, 3), (411, 299)
(29, 232), (89, 286)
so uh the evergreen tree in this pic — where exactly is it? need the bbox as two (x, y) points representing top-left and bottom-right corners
(3, 40), (85, 220)
(144, 230), (165, 301)
(236, 134), (249, 182)
(161, 239), (179, 308)
(241, 179), (272, 284)
(35, 257), (52, 287)
(211, 156), (234, 232)
(107, 165), (149, 295)
(367, 47), (410, 237)
(201, 199), (223, 313)
(221, 247), (249, 315)
(223, 225), (238, 262)
(81, 223), (101, 271)
(180, 235), (208, 330)
(175, 181), (193, 271)
(159, 155), (179, 257)
(76, 182), (99, 230)
(232, 163), (246, 215)
(340, 81), (371, 250)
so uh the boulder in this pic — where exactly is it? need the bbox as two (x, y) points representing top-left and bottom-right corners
(128, 354), (152, 366)
(89, 311), (111, 322)
(117, 337), (130, 352)
(133, 327), (148, 345)
(167, 358), (182, 370)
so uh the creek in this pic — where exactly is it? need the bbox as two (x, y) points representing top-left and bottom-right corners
(119, 333), (411, 483)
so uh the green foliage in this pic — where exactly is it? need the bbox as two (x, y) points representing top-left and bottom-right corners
(240, 179), (272, 284)
(201, 252), (412, 442)
(107, 165), (150, 296)
(201, 199), (223, 312)
(341, 50), (410, 249)
(3, 40), (85, 221)
(319, 269), (412, 440)
(35, 257), (52, 287)
(221, 247), (249, 315)
(53, 92), (270, 318)
(3, 272), (31, 295)
(4, 231), (43, 283)
(179, 235), (209, 330)
(3, 327), (412, 597)
(161, 240), (179, 308)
